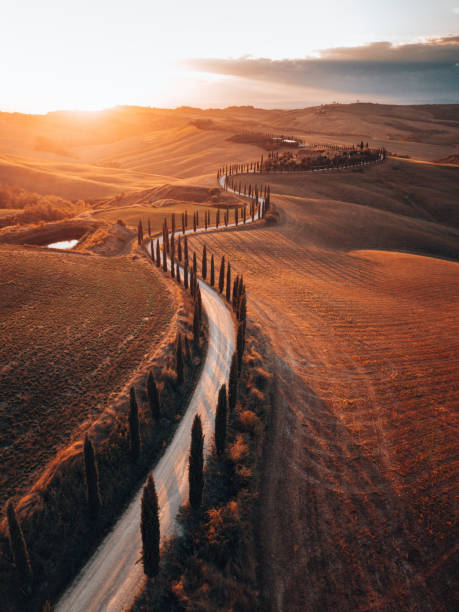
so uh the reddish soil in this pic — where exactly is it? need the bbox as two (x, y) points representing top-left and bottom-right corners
(187, 162), (459, 611)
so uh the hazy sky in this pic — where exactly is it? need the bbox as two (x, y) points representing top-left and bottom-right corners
(1, 0), (458, 112)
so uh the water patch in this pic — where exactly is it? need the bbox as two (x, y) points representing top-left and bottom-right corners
(48, 239), (79, 250)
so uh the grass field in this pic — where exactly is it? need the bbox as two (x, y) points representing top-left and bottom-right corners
(0, 245), (174, 509)
(187, 163), (459, 610)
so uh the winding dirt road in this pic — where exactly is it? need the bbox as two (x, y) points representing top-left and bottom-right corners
(56, 280), (235, 611)
(56, 177), (261, 612)
(56, 159), (379, 611)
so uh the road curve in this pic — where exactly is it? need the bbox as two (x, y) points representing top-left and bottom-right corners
(56, 177), (257, 612)
(56, 157), (380, 611)
(56, 280), (235, 612)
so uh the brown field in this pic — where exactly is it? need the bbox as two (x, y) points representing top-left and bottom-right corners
(1, 103), (458, 610)
(186, 161), (459, 610)
(0, 244), (174, 509)
(0, 104), (457, 200)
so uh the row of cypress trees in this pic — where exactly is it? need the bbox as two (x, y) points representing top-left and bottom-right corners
(138, 174), (251, 579)
(141, 352), (244, 578)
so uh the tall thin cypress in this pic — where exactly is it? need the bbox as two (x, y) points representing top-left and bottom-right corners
(218, 256), (225, 294)
(189, 415), (204, 510)
(184, 235), (189, 263)
(156, 239), (160, 268)
(129, 387), (140, 463)
(177, 235), (182, 261)
(210, 254), (215, 286)
(232, 275), (239, 309)
(162, 245), (167, 272)
(141, 474), (160, 578)
(226, 262), (231, 301)
(164, 219), (169, 252)
(150, 239), (154, 262)
(184, 259), (189, 290)
(202, 244), (207, 280)
(84, 434), (101, 520)
(215, 384), (227, 456)
(146, 372), (160, 420)
(7, 502), (33, 592)
(176, 261), (181, 284)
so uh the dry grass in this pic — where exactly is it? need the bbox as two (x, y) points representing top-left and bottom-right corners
(186, 164), (459, 610)
(0, 104), (457, 200)
(0, 244), (174, 510)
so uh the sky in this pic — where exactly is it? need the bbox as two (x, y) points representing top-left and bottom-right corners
(0, 0), (458, 113)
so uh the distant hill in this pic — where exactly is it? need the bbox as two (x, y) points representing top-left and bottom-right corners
(0, 103), (457, 199)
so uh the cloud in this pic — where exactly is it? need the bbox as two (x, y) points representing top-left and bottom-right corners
(185, 36), (459, 104)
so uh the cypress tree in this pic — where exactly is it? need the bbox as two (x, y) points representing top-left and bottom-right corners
(218, 256), (225, 294)
(162, 245), (167, 272)
(210, 254), (215, 286)
(129, 387), (140, 463)
(150, 239), (154, 262)
(137, 220), (143, 245)
(147, 371), (160, 420)
(202, 244), (207, 280)
(184, 235), (189, 263)
(190, 268), (195, 298)
(216, 208), (220, 228)
(176, 333), (184, 386)
(188, 415), (204, 510)
(156, 240), (160, 268)
(228, 353), (238, 411)
(164, 219), (169, 252)
(226, 262), (231, 301)
(170, 252), (175, 279)
(182, 212), (185, 234)
(83, 434), (101, 521)
(176, 261), (181, 284)
(7, 502), (33, 592)
(184, 259), (189, 290)
(177, 235), (182, 262)
(193, 251), (197, 274)
(193, 212), (197, 232)
(141, 474), (160, 578)
(215, 384), (227, 456)
(232, 275), (239, 309)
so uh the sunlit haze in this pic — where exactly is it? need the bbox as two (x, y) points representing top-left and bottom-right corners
(1, 0), (458, 112)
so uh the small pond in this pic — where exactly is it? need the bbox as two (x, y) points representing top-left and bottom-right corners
(47, 239), (79, 250)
